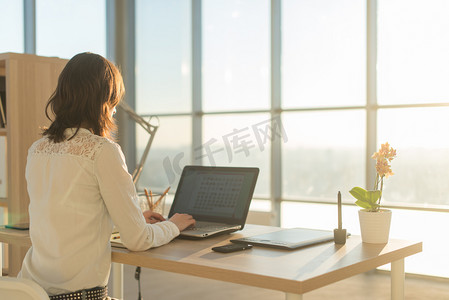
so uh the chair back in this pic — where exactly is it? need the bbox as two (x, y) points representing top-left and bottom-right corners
(0, 277), (49, 300)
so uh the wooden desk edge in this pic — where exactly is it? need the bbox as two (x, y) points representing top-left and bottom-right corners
(112, 241), (422, 295)
(299, 241), (423, 294)
(0, 228), (423, 295)
(111, 249), (294, 293)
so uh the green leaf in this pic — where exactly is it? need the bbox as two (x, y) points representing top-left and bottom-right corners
(349, 187), (368, 202)
(351, 187), (382, 211)
(367, 190), (382, 205)
(355, 199), (371, 209)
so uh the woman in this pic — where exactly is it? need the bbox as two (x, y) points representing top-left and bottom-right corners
(18, 52), (195, 299)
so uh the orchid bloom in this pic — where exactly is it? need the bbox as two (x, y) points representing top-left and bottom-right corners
(372, 142), (396, 179)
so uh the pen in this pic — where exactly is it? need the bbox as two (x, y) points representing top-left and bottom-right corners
(144, 188), (152, 210)
(154, 186), (170, 207)
(338, 191), (342, 230)
(150, 190), (154, 210)
(333, 191), (347, 245)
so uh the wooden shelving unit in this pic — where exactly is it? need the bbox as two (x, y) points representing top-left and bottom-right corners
(0, 53), (68, 275)
(0, 61), (5, 135)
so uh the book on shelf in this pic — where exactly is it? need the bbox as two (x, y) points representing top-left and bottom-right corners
(0, 94), (5, 128)
(0, 136), (6, 198)
(0, 76), (5, 128)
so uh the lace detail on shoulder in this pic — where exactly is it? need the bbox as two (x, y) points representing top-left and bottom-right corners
(30, 128), (110, 161)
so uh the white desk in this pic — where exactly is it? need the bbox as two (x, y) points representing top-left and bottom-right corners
(0, 225), (422, 300)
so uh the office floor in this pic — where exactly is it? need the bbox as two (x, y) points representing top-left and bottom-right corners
(119, 265), (449, 300)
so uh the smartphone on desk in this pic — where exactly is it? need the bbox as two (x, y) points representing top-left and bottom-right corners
(212, 243), (253, 253)
(5, 223), (29, 230)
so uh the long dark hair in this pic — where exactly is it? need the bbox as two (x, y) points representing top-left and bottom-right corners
(43, 52), (125, 142)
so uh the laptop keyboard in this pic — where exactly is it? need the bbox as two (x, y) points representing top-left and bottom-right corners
(189, 221), (230, 231)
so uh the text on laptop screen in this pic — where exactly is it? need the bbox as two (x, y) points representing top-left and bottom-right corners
(171, 168), (258, 219)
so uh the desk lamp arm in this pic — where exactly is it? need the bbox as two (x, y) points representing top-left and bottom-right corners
(118, 101), (159, 185)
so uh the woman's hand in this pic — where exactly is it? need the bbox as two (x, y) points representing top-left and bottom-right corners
(142, 210), (166, 224)
(168, 213), (196, 231)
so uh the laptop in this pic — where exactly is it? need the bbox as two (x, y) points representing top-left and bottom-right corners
(168, 165), (259, 239)
(231, 228), (343, 250)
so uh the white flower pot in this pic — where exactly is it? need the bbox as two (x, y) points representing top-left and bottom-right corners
(358, 209), (392, 244)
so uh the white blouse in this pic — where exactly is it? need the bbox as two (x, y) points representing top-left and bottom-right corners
(18, 128), (180, 295)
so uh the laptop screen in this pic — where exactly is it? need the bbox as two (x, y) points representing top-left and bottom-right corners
(168, 166), (259, 225)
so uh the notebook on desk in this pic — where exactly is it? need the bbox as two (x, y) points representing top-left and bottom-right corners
(168, 165), (259, 239)
(231, 228), (342, 250)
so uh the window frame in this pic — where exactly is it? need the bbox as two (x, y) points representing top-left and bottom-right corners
(133, 0), (449, 219)
(19, 0), (449, 222)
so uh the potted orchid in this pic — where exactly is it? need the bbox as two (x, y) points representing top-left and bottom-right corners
(349, 142), (397, 243)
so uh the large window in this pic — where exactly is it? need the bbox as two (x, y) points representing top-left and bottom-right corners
(133, 0), (449, 278)
(137, 116), (192, 191)
(378, 107), (449, 206)
(282, 111), (366, 201)
(202, 113), (270, 197)
(378, 0), (449, 105)
(377, 0), (449, 209)
(202, 0), (270, 112)
(282, 0), (366, 108)
(136, 0), (191, 115)
(36, 0), (106, 58)
(281, 0), (367, 203)
(0, 0), (23, 53)
(201, 0), (270, 199)
(135, 0), (192, 193)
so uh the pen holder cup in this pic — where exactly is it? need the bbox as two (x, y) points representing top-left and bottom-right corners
(138, 193), (166, 215)
(333, 228), (347, 245)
